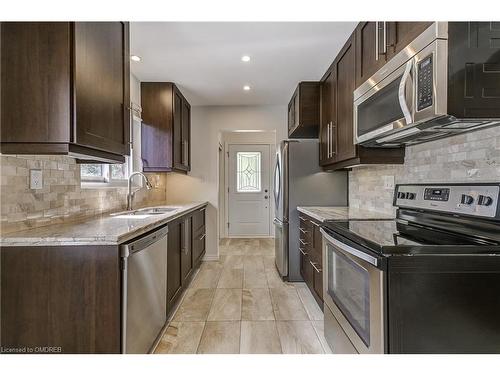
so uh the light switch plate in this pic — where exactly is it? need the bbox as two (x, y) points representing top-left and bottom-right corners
(383, 175), (395, 190)
(30, 169), (43, 190)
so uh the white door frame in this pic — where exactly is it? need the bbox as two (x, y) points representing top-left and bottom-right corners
(224, 142), (274, 238)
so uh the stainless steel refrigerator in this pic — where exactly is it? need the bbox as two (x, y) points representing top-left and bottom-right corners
(273, 139), (347, 281)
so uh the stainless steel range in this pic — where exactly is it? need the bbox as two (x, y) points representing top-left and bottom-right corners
(321, 183), (500, 354)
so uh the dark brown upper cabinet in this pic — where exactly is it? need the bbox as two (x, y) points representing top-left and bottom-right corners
(320, 32), (405, 170)
(288, 82), (320, 138)
(355, 22), (388, 89)
(385, 22), (433, 60)
(141, 82), (191, 173)
(355, 21), (432, 88)
(0, 22), (130, 163)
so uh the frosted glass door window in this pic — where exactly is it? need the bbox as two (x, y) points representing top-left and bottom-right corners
(236, 152), (262, 192)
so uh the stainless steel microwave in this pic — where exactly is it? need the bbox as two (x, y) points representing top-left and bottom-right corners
(354, 22), (500, 147)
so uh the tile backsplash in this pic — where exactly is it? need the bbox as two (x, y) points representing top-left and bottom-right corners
(0, 155), (167, 234)
(349, 126), (500, 215)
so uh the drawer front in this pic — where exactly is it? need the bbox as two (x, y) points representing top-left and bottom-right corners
(192, 208), (206, 233)
(192, 229), (206, 265)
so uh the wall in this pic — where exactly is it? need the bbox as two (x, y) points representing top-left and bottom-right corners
(0, 74), (168, 234)
(165, 105), (287, 260)
(349, 126), (500, 215)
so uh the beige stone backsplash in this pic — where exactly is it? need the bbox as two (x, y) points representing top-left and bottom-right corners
(349, 126), (500, 215)
(0, 155), (167, 234)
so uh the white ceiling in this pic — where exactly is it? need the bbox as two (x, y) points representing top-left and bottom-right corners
(130, 22), (357, 106)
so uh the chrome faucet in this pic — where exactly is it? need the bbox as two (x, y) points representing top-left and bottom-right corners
(127, 172), (153, 211)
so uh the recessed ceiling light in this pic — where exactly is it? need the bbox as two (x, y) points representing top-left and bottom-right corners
(243, 85), (251, 91)
(131, 55), (142, 62)
(241, 55), (251, 62)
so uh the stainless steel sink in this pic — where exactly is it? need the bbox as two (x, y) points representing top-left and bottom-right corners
(110, 207), (179, 218)
(135, 207), (179, 215)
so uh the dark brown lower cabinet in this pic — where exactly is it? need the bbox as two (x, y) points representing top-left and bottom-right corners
(192, 207), (206, 267)
(0, 205), (207, 354)
(167, 206), (206, 314)
(298, 214), (323, 307)
(167, 218), (184, 312)
(180, 216), (193, 284)
(0, 245), (121, 353)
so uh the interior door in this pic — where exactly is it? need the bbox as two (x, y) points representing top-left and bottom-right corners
(228, 144), (271, 237)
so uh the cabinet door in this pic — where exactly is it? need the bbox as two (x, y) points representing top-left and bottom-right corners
(167, 219), (183, 311)
(181, 216), (193, 284)
(172, 89), (183, 170)
(355, 22), (387, 88)
(1, 22), (72, 144)
(74, 22), (130, 156)
(299, 246), (313, 290)
(192, 208), (206, 266)
(311, 222), (323, 301)
(386, 22), (433, 59)
(319, 70), (335, 165)
(181, 99), (191, 171)
(288, 92), (296, 131)
(335, 35), (357, 162)
(312, 263), (323, 301)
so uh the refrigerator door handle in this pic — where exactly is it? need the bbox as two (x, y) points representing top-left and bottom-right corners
(273, 157), (280, 208)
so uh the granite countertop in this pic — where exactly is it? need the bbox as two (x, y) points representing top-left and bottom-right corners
(296, 206), (395, 222)
(0, 202), (208, 247)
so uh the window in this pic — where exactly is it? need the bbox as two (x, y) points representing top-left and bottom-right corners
(80, 162), (131, 185)
(81, 102), (142, 187)
(236, 151), (261, 193)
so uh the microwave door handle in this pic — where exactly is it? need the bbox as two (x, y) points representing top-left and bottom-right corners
(398, 60), (413, 124)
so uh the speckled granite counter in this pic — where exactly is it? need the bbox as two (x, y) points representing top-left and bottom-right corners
(297, 206), (394, 223)
(0, 202), (208, 246)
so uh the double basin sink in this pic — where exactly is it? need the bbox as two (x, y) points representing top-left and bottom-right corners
(111, 206), (180, 219)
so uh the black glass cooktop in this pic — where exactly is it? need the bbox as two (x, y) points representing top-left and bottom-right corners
(322, 219), (500, 256)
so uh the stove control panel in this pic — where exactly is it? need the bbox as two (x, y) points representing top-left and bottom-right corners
(394, 184), (500, 219)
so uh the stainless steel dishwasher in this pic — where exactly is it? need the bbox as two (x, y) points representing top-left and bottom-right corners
(121, 225), (168, 354)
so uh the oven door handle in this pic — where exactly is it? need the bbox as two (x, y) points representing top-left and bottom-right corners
(398, 60), (414, 125)
(320, 228), (379, 267)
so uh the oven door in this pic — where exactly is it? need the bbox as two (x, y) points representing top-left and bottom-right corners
(321, 228), (386, 354)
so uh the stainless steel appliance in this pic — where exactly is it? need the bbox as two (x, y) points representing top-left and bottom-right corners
(273, 139), (347, 280)
(354, 22), (500, 147)
(121, 225), (168, 354)
(321, 183), (500, 354)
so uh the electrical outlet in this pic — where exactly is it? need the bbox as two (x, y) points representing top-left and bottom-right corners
(30, 169), (43, 190)
(383, 175), (395, 190)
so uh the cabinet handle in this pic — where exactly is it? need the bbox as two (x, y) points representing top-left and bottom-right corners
(198, 233), (206, 241)
(299, 239), (309, 246)
(311, 221), (320, 227)
(299, 227), (308, 234)
(331, 123), (337, 156)
(299, 216), (307, 221)
(310, 261), (322, 273)
(375, 22), (379, 61)
(299, 247), (308, 256)
(326, 123), (329, 158)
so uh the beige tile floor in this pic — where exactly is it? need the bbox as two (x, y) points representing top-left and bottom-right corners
(155, 238), (332, 354)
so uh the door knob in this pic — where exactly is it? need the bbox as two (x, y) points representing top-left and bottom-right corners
(264, 189), (268, 193)
(264, 195), (269, 199)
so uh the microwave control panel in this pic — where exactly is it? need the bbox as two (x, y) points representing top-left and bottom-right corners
(417, 55), (433, 111)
